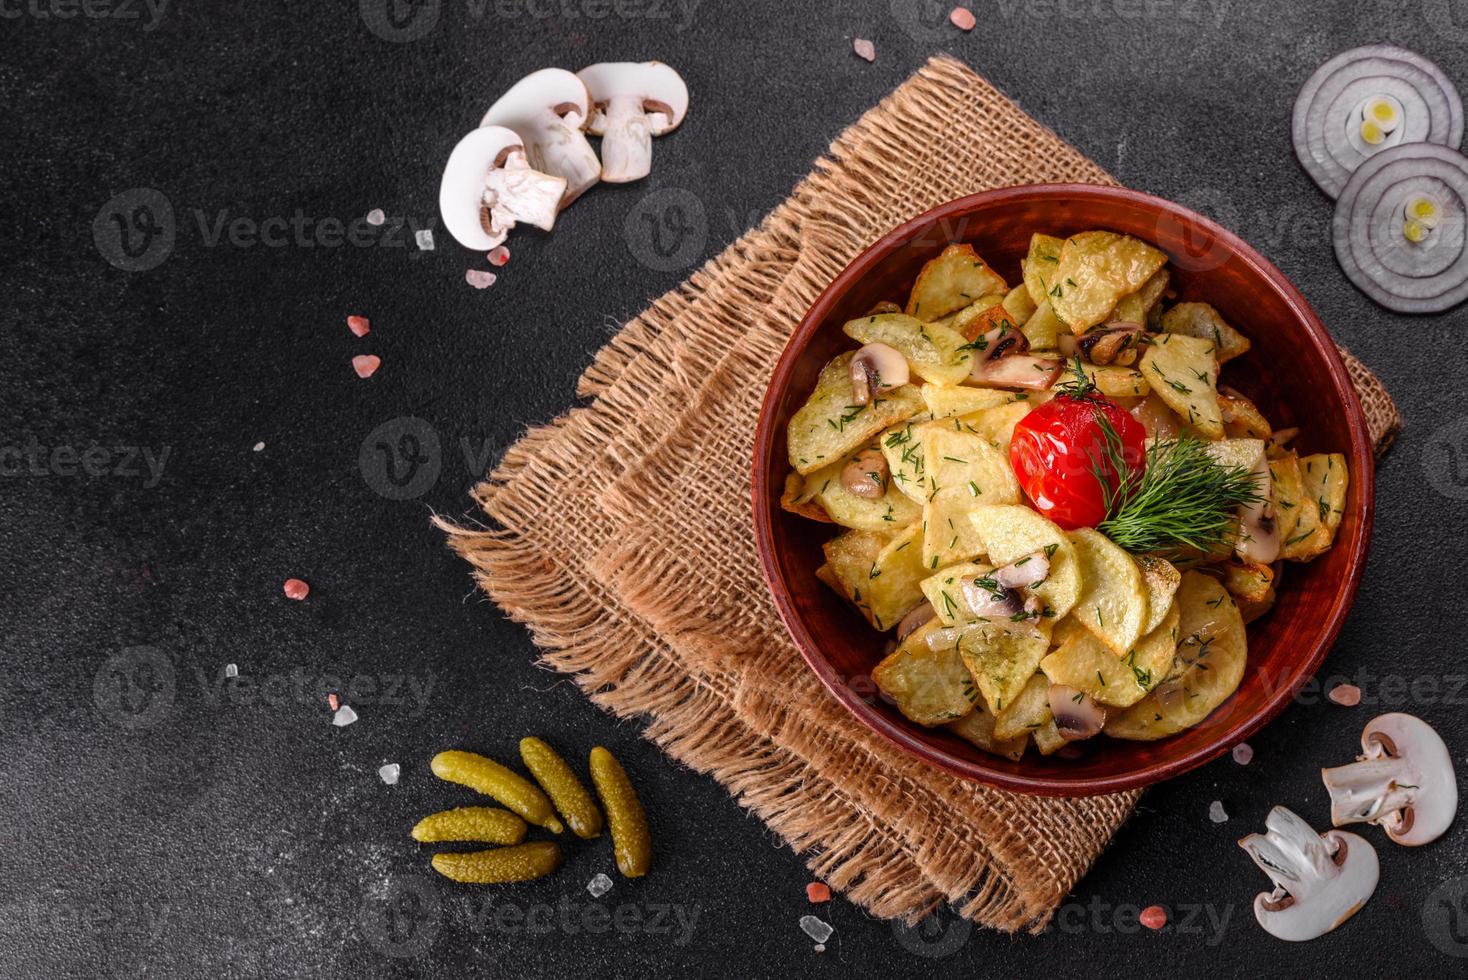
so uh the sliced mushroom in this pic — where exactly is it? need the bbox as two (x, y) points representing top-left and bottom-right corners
(1130, 392), (1181, 440)
(841, 448), (889, 499)
(895, 602), (937, 641)
(960, 573), (1024, 619)
(480, 68), (602, 208)
(439, 126), (567, 250)
(849, 342), (909, 404)
(994, 551), (1051, 591)
(1321, 713), (1457, 847)
(1078, 321), (1144, 366)
(1238, 806), (1379, 941)
(1048, 684), (1106, 740)
(867, 300), (902, 315)
(1236, 452), (1281, 564)
(966, 322), (1063, 390)
(577, 62), (689, 183)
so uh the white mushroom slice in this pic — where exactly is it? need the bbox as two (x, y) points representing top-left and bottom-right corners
(1238, 806), (1379, 942)
(1049, 684), (1105, 740)
(895, 602), (936, 642)
(577, 62), (689, 183)
(1321, 713), (1457, 847)
(439, 126), (568, 251)
(480, 68), (602, 208)
(994, 552), (1050, 590)
(960, 573), (1023, 620)
(848, 343), (909, 404)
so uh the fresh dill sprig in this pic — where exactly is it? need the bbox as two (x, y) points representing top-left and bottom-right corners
(1095, 434), (1264, 556)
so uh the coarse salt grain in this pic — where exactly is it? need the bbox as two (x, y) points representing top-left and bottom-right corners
(1208, 800), (1228, 823)
(487, 246), (510, 267)
(806, 882), (831, 903)
(950, 6), (976, 30)
(1329, 683), (1362, 706)
(225, 663), (238, 678)
(814, 944), (825, 953)
(332, 705), (358, 727)
(283, 578), (310, 600)
(352, 354), (381, 379)
(1232, 742), (1254, 765)
(378, 763), (400, 785)
(852, 38), (875, 62)
(799, 915), (833, 944)
(586, 873), (613, 898)
(1139, 905), (1167, 930)
(347, 315), (371, 337)
(327, 693), (339, 711)
(415, 229), (435, 251)
(252, 441), (265, 452)
(465, 269), (498, 290)
(366, 208), (385, 226)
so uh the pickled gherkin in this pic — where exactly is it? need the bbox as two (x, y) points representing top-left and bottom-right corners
(588, 746), (651, 878)
(411, 806), (527, 845)
(520, 737), (603, 840)
(430, 842), (563, 884)
(430, 750), (564, 833)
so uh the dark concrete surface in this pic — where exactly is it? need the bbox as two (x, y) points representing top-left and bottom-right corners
(3, 1), (1468, 977)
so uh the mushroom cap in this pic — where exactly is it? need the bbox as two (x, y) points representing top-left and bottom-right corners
(1238, 807), (1380, 942)
(439, 125), (527, 251)
(1364, 712), (1457, 846)
(577, 61), (689, 135)
(480, 68), (592, 133)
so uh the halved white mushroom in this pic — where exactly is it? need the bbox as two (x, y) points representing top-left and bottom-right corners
(1236, 452), (1281, 564)
(848, 343), (909, 404)
(480, 68), (602, 208)
(577, 62), (689, 183)
(841, 447), (889, 500)
(1321, 712), (1457, 847)
(1238, 806), (1379, 942)
(439, 126), (567, 251)
(1049, 684), (1106, 740)
(966, 322), (1063, 390)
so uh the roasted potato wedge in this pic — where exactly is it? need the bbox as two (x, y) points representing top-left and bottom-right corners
(945, 699), (1028, 760)
(1140, 333), (1223, 439)
(843, 313), (973, 386)
(872, 621), (979, 725)
(950, 400), (1035, 450)
(1080, 364), (1149, 398)
(920, 383), (1014, 419)
(1041, 602), (1179, 709)
(1104, 572), (1246, 740)
(788, 449), (922, 531)
(780, 472), (832, 523)
(1281, 453), (1348, 561)
(1001, 283), (1038, 326)
(919, 427), (1021, 568)
(1219, 390), (1273, 441)
(1160, 302), (1251, 364)
(1023, 234), (1066, 307)
(1108, 267), (1170, 325)
(1068, 528), (1148, 655)
(1051, 231), (1168, 333)
(1268, 452), (1305, 546)
(1020, 299), (1066, 350)
(787, 352), (924, 474)
(1221, 560), (1274, 605)
(906, 244), (1008, 321)
(1135, 555), (1181, 636)
(822, 524), (927, 631)
(994, 672), (1055, 741)
(956, 620), (1053, 714)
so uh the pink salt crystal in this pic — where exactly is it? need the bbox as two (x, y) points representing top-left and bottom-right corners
(1231, 742), (1254, 765)
(465, 269), (498, 290)
(327, 693), (339, 711)
(950, 6), (976, 30)
(346, 315), (370, 337)
(283, 578), (310, 600)
(1140, 905), (1167, 930)
(1328, 683), (1362, 706)
(852, 38), (875, 62)
(487, 246), (510, 267)
(365, 208), (385, 226)
(352, 354), (381, 378)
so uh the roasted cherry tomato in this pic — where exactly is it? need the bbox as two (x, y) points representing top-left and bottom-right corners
(1009, 389), (1146, 529)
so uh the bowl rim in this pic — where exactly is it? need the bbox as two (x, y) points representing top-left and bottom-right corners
(751, 182), (1376, 796)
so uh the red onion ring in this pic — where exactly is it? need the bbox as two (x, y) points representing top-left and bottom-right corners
(1293, 45), (1462, 199)
(1332, 143), (1468, 313)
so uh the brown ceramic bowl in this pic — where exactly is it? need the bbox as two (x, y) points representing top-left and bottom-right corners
(752, 184), (1374, 796)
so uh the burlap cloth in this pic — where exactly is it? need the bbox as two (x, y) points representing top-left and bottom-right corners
(439, 56), (1402, 932)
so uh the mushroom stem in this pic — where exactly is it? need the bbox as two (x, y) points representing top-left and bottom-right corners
(1322, 755), (1416, 825)
(1236, 454), (1280, 564)
(529, 107), (602, 206)
(595, 94), (654, 182)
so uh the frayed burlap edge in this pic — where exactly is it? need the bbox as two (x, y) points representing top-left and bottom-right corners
(438, 55), (1402, 934)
